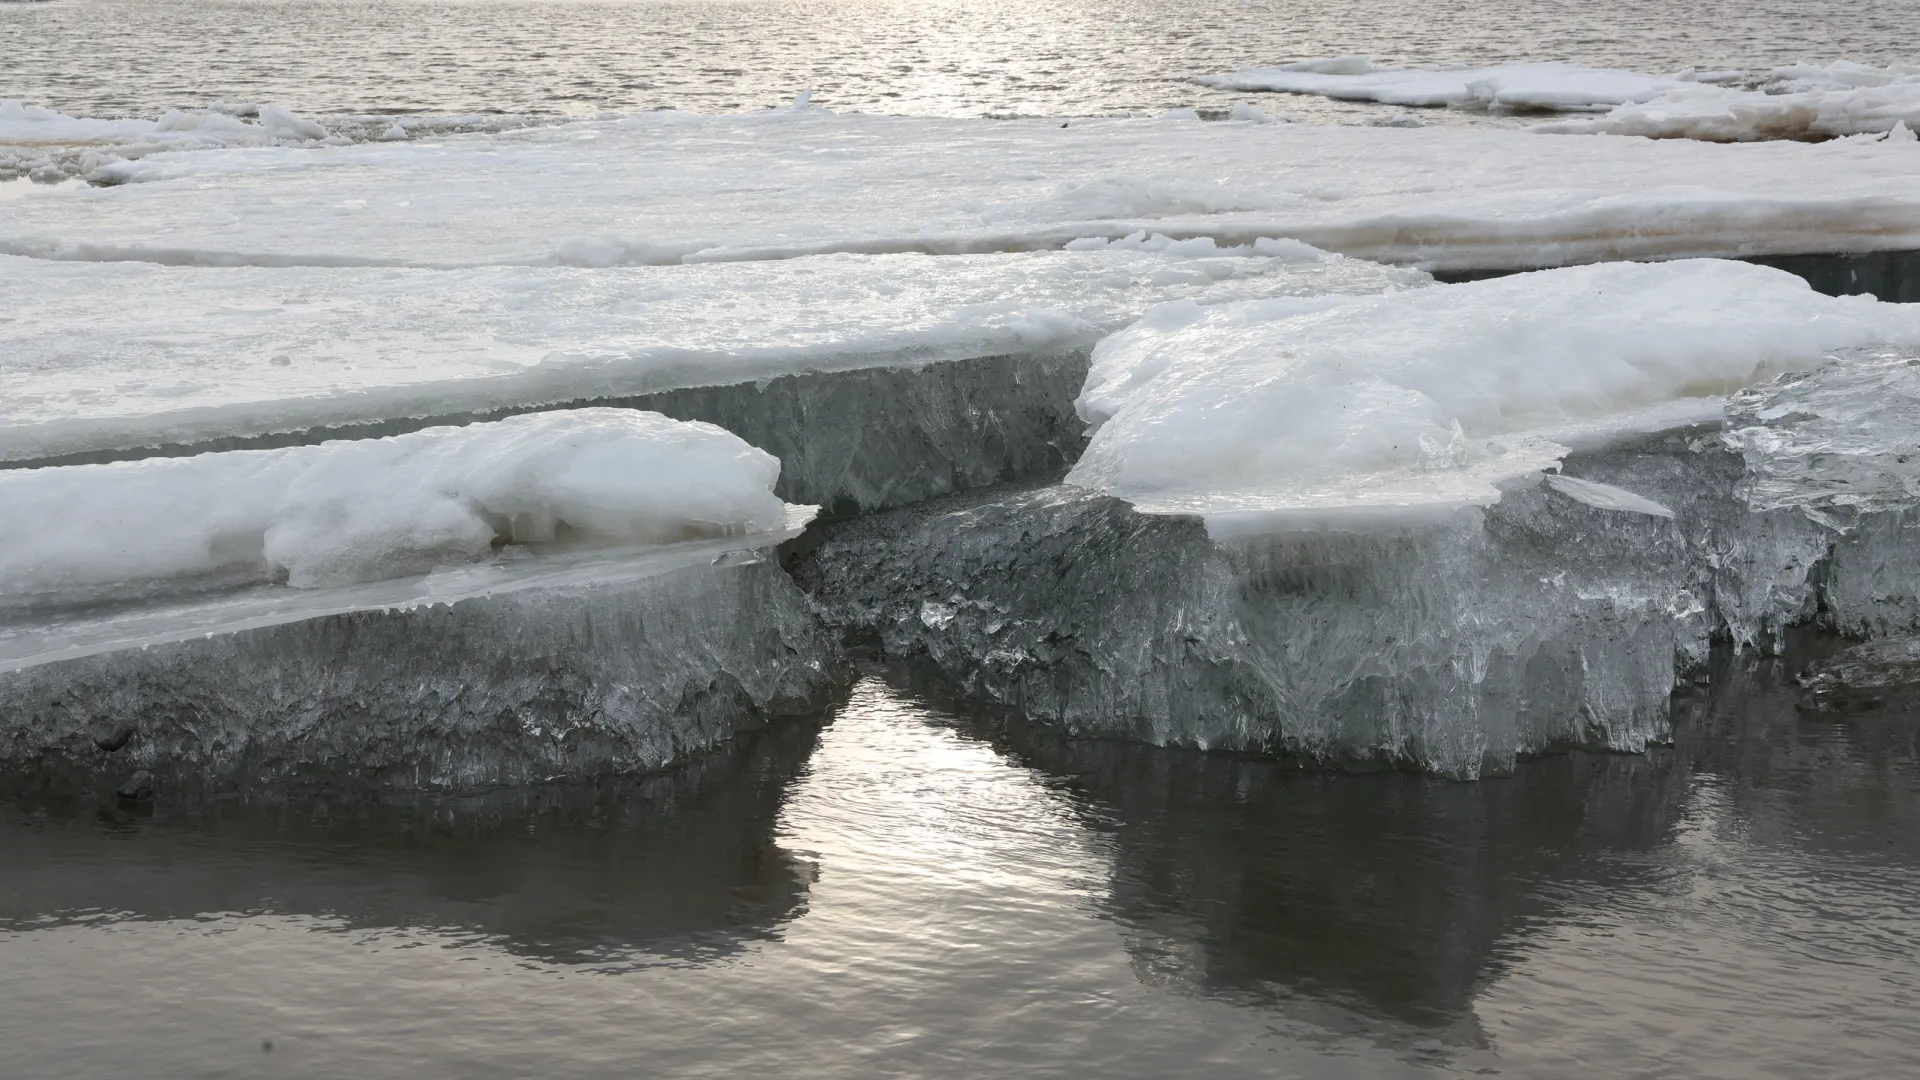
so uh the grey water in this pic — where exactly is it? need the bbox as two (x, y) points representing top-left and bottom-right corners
(3, 0), (1914, 123)
(4, 661), (1917, 1078)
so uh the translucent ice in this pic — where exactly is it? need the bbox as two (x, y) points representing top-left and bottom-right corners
(0, 541), (848, 791)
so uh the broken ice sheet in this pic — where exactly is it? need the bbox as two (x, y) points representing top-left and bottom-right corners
(0, 246), (1420, 463)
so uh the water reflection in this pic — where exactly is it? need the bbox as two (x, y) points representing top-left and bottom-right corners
(906, 669), (1687, 1053)
(0, 719), (824, 970)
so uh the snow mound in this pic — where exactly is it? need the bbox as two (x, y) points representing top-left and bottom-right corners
(1194, 59), (1689, 111)
(1067, 260), (1920, 530)
(1541, 62), (1920, 141)
(0, 409), (798, 601)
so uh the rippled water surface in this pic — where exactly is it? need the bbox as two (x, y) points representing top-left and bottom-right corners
(4, 663), (1917, 1078)
(3, 0), (1914, 121)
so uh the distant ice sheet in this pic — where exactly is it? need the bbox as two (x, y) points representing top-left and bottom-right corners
(1066, 260), (1920, 530)
(0, 409), (800, 604)
(1541, 61), (1920, 141)
(0, 246), (1421, 463)
(3, 112), (1917, 271)
(1194, 58), (1691, 111)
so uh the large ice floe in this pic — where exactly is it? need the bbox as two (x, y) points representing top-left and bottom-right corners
(792, 261), (1920, 778)
(0, 245), (1419, 511)
(1193, 58), (1698, 111)
(4, 109), (1919, 271)
(0, 411), (848, 791)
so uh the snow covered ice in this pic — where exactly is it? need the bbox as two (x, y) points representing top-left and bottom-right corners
(792, 263), (1920, 777)
(4, 111), (1919, 271)
(1067, 260), (1920, 530)
(1194, 58), (1693, 111)
(0, 409), (799, 602)
(0, 411), (848, 791)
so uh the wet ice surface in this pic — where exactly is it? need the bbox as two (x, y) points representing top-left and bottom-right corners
(2, 667), (1916, 1079)
(3, 0), (1913, 122)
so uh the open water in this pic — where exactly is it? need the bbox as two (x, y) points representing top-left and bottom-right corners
(2, 0), (1915, 122)
(3, 658), (1918, 1078)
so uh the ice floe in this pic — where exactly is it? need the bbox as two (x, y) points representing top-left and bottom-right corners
(1066, 260), (1920, 529)
(0, 409), (798, 605)
(3, 112), (1917, 270)
(1194, 58), (1692, 111)
(0, 246), (1419, 465)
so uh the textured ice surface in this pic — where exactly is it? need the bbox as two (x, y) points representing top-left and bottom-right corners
(0, 246), (1418, 465)
(5, 112), (1919, 270)
(793, 457), (1710, 779)
(1721, 347), (1920, 638)
(0, 529), (848, 791)
(0, 410), (797, 603)
(1069, 261), (1920, 527)
(1195, 59), (1690, 111)
(1542, 64), (1920, 141)
(794, 345), (1920, 776)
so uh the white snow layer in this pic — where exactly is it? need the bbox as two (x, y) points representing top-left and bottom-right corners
(0, 245), (1420, 462)
(1067, 260), (1920, 530)
(0, 409), (796, 601)
(1194, 58), (1692, 111)
(1540, 61), (1920, 141)
(3, 111), (1918, 270)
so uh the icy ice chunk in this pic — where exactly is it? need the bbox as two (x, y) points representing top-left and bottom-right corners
(5, 112), (1920, 270)
(1194, 60), (1691, 111)
(0, 409), (797, 602)
(1067, 261), (1920, 529)
(0, 546), (848, 791)
(793, 467), (1706, 779)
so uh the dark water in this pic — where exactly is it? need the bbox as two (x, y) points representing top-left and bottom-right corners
(2, 0), (1913, 122)
(4, 660), (1916, 1078)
